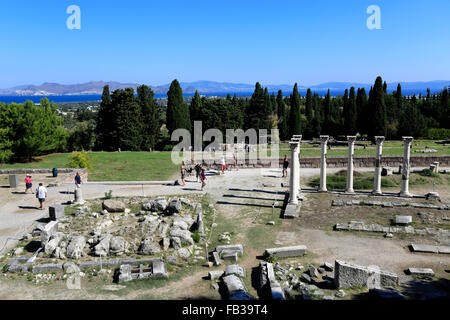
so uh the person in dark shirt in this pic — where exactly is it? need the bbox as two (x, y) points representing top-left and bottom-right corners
(194, 163), (202, 182)
(282, 155), (289, 178)
(75, 172), (82, 188)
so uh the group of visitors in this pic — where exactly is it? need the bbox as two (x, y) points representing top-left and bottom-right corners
(180, 162), (207, 190)
(23, 172), (82, 210)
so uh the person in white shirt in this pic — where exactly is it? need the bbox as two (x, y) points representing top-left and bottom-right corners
(36, 183), (47, 210)
(220, 156), (226, 174)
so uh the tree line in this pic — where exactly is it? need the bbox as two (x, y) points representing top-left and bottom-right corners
(0, 76), (448, 162)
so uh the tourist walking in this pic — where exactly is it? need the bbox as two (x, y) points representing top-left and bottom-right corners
(200, 168), (207, 190)
(35, 183), (47, 210)
(75, 172), (82, 188)
(180, 162), (186, 186)
(220, 156), (226, 174)
(194, 163), (202, 182)
(25, 174), (33, 194)
(232, 151), (239, 171)
(282, 155), (289, 178)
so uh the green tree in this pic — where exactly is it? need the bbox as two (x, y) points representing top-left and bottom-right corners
(166, 79), (191, 135)
(345, 87), (357, 134)
(277, 90), (289, 140)
(112, 88), (143, 150)
(95, 85), (113, 150)
(288, 83), (301, 137)
(369, 76), (387, 139)
(137, 84), (160, 150)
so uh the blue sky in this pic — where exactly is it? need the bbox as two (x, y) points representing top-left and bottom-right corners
(0, 0), (449, 87)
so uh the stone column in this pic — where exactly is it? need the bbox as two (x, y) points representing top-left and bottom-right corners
(288, 141), (299, 204)
(74, 188), (85, 205)
(319, 135), (329, 192)
(399, 136), (414, 197)
(345, 136), (357, 193)
(292, 135), (302, 194)
(372, 136), (385, 195)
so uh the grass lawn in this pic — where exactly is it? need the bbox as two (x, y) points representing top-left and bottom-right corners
(307, 169), (450, 191)
(275, 140), (450, 157)
(0, 151), (179, 181)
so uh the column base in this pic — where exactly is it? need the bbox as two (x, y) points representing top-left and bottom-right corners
(371, 190), (382, 196)
(345, 189), (355, 194)
(317, 188), (327, 193)
(288, 199), (299, 205)
(399, 192), (413, 198)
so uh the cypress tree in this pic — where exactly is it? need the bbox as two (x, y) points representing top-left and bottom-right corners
(342, 88), (349, 129)
(356, 88), (368, 135)
(277, 90), (288, 140)
(166, 79), (191, 135)
(305, 88), (313, 120)
(270, 92), (277, 115)
(95, 85), (113, 150)
(288, 83), (301, 137)
(112, 88), (142, 150)
(245, 82), (266, 130)
(137, 84), (159, 150)
(369, 77), (387, 139)
(324, 89), (331, 123)
(346, 87), (357, 134)
(395, 83), (403, 110)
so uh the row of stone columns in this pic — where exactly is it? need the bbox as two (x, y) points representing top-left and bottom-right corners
(289, 135), (414, 197)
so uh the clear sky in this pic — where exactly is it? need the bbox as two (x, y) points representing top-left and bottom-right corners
(0, 0), (449, 87)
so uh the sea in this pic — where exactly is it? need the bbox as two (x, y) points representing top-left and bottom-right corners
(0, 88), (438, 104)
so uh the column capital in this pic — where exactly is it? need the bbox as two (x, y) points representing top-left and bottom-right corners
(289, 141), (299, 151)
(319, 135), (329, 143)
(374, 136), (385, 144)
(347, 136), (357, 143)
(402, 136), (414, 143)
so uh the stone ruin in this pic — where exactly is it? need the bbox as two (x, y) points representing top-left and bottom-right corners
(3, 195), (210, 286)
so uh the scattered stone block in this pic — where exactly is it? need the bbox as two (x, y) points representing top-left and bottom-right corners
(332, 200), (344, 207)
(63, 262), (80, 274)
(167, 199), (182, 214)
(9, 175), (19, 188)
(216, 244), (243, 256)
(222, 274), (247, 295)
(212, 252), (221, 266)
(425, 192), (441, 202)
(209, 270), (224, 280)
(323, 262), (334, 272)
(152, 260), (168, 278)
(410, 244), (439, 254)
(225, 264), (246, 278)
(32, 263), (63, 273)
(381, 167), (393, 176)
(222, 252), (238, 262)
(407, 268), (434, 276)
(334, 260), (398, 289)
(102, 199), (125, 212)
(49, 205), (65, 221)
(300, 273), (312, 283)
(308, 265), (319, 278)
(40, 221), (59, 248)
(395, 216), (412, 225)
(264, 245), (307, 258)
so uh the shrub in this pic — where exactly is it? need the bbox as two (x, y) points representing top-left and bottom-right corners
(426, 128), (450, 140)
(104, 190), (113, 199)
(192, 231), (201, 243)
(68, 151), (91, 171)
(265, 255), (278, 263)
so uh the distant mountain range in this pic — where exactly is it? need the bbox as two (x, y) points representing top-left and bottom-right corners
(0, 80), (448, 96)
